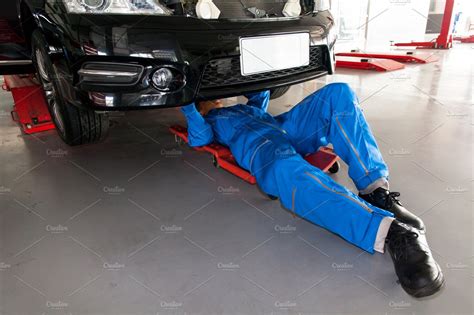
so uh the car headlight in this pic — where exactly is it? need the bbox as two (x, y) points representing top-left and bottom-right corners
(63, 0), (172, 15)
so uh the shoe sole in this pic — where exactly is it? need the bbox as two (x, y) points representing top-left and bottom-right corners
(401, 263), (445, 298)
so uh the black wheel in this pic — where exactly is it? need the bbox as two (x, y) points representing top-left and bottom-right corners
(328, 161), (340, 174)
(267, 194), (278, 200)
(212, 155), (220, 168)
(175, 135), (184, 146)
(270, 86), (290, 100)
(31, 30), (109, 146)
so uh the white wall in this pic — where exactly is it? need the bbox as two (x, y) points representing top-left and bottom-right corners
(364, 0), (431, 50)
(331, 0), (369, 53)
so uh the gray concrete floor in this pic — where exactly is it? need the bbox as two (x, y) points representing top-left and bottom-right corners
(0, 45), (472, 315)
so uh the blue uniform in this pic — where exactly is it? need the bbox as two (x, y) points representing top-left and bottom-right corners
(182, 83), (394, 253)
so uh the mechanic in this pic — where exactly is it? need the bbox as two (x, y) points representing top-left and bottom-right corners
(181, 83), (444, 298)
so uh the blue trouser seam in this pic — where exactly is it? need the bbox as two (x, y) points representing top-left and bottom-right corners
(248, 139), (270, 172)
(335, 116), (370, 175)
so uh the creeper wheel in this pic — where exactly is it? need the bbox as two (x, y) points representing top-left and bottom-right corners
(212, 155), (220, 168)
(328, 161), (340, 174)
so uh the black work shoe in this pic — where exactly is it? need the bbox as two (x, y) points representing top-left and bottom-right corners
(386, 220), (444, 298)
(359, 188), (425, 230)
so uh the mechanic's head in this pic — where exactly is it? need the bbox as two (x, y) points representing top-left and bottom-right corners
(198, 99), (224, 116)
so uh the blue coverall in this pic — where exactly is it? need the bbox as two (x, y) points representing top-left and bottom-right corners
(182, 83), (394, 253)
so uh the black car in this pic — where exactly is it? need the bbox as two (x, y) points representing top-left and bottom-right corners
(1, 0), (335, 145)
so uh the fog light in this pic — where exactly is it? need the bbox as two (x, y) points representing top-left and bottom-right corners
(152, 68), (173, 90)
(82, 0), (106, 10)
(151, 67), (186, 92)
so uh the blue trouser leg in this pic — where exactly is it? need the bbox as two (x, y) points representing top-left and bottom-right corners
(275, 83), (389, 191)
(249, 137), (394, 253)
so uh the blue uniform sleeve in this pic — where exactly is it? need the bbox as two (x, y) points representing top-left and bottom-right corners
(245, 90), (270, 112)
(181, 103), (214, 147)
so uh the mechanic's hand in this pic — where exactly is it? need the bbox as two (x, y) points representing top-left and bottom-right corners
(198, 99), (224, 116)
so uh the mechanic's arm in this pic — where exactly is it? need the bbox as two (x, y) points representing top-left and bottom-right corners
(181, 103), (214, 147)
(245, 90), (270, 112)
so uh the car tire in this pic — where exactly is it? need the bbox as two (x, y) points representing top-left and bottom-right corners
(269, 86), (290, 100)
(31, 30), (109, 146)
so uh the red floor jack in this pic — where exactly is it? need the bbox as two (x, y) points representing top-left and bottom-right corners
(335, 56), (405, 72)
(453, 34), (474, 43)
(170, 125), (340, 185)
(393, 0), (455, 49)
(454, 20), (474, 43)
(2, 74), (55, 134)
(336, 51), (439, 64)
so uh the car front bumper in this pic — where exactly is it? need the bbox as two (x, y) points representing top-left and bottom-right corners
(41, 10), (335, 110)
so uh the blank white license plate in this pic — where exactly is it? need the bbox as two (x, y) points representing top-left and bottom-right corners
(240, 33), (310, 76)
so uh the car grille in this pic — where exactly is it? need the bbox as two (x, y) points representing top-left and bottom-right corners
(200, 46), (324, 89)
